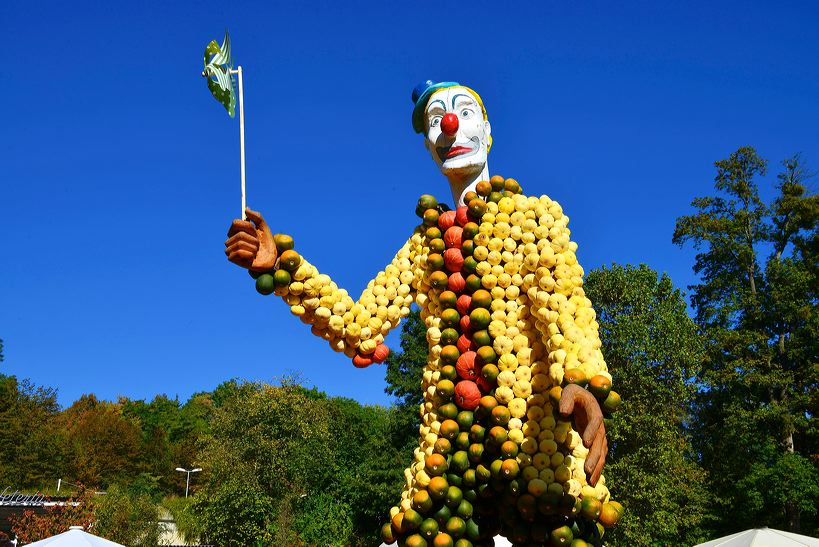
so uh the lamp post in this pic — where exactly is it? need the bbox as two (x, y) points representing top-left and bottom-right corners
(175, 467), (202, 498)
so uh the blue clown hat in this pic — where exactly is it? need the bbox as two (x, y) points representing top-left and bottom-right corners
(411, 80), (460, 134)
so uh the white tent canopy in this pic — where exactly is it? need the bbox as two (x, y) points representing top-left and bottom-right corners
(696, 527), (819, 547)
(24, 527), (125, 547)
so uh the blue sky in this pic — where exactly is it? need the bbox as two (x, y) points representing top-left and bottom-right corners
(2, 1), (817, 408)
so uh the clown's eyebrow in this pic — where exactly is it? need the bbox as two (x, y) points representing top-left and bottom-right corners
(426, 99), (446, 114)
(452, 94), (476, 109)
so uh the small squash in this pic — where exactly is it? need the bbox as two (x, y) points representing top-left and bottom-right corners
(457, 334), (475, 354)
(443, 248), (464, 272)
(456, 351), (479, 381)
(454, 380), (481, 410)
(444, 226), (464, 249)
(372, 344), (390, 363)
(447, 272), (466, 293)
(352, 353), (373, 368)
(438, 210), (457, 231)
(455, 206), (470, 227)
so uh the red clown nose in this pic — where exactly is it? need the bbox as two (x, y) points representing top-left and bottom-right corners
(441, 113), (459, 136)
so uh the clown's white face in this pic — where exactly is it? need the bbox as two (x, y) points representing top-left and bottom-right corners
(424, 87), (491, 181)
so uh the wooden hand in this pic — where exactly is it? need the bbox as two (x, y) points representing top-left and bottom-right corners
(224, 208), (278, 271)
(559, 383), (608, 486)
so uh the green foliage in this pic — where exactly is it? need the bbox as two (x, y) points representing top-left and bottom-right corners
(0, 374), (408, 545)
(192, 380), (403, 546)
(585, 264), (712, 546)
(673, 146), (768, 328)
(383, 308), (428, 462)
(674, 147), (819, 535)
(0, 374), (65, 489)
(194, 468), (277, 546)
(120, 393), (212, 495)
(327, 399), (410, 544)
(94, 485), (164, 546)
(384, 308), (426, 411)
(294, 491), (354, 546)
(163, 496), (206, 544)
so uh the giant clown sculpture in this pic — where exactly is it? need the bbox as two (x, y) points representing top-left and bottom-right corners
(224, 81), (623, 546)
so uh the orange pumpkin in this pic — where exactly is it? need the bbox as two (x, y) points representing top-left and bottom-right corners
(444, 226), (464, 248)
(372, 344), (390, 363)
(455, 206), (469, 227)
(438, 210), (457, 231)
(352, 353), (373, 368)
(459, 314), (471, 333)
(454, 380), (481, 410)
(456, 294), (472, 315)
(456, 351), (479, 380)
(457, 334), (475, 354)
(443, 248), (464, 272)
(447, 272), (466, 293)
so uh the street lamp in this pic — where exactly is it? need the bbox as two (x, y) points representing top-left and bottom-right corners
(175, 467), (202, 498)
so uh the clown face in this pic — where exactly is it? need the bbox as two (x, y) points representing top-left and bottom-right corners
(424, 87), (491, 180)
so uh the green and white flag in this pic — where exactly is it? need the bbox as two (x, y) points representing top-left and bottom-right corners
(203, 30), (236, 117)
(201, 29), (247, 218)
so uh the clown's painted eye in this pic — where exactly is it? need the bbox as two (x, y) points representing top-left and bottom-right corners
(430, 116), (441, 128)
(460, 108), (474, 119)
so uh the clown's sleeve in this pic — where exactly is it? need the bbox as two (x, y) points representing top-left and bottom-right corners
(519, 196), (615, 496)
(521, 196), (611, 391)
(258, 229), (427, 367)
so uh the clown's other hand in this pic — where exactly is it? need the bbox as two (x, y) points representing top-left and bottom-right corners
(224, 208), (277, 271)
(559, 383), (608, 486)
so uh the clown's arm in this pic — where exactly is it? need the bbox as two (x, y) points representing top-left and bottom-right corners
(225, 208), (424, 366)
(524, 197), (609, 486)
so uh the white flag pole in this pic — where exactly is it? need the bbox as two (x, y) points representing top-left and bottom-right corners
(231, 66), (246, 220)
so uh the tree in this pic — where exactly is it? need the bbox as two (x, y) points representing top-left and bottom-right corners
(121, 393), (212, 496)
(59, 395), (142, 489)
(0, 375), (66, 489)
(192, 379), (411, 546)
(163, 496), (207, 545)
(384, 308), (427, 411)
(193, 381), (339, 545)
(584, 264), (712, 546)
(674, 147), (819, 535)
(325, 397), (409, 545)
(383, 308), (428, 456)
(93, 485), (165, 547)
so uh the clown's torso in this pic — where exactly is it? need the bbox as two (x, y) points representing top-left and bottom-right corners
(264, 179), (617, 545)
(388, 187), (614, 543)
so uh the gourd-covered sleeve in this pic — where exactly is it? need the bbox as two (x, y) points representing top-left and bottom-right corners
(520, 196), (612, 393)
(520, 195), (617, 498)
(258, 232), (426, 367)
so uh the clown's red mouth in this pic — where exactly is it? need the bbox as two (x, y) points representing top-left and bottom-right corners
(446, 146), (473, 158)
(437, 138), (480, 161)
